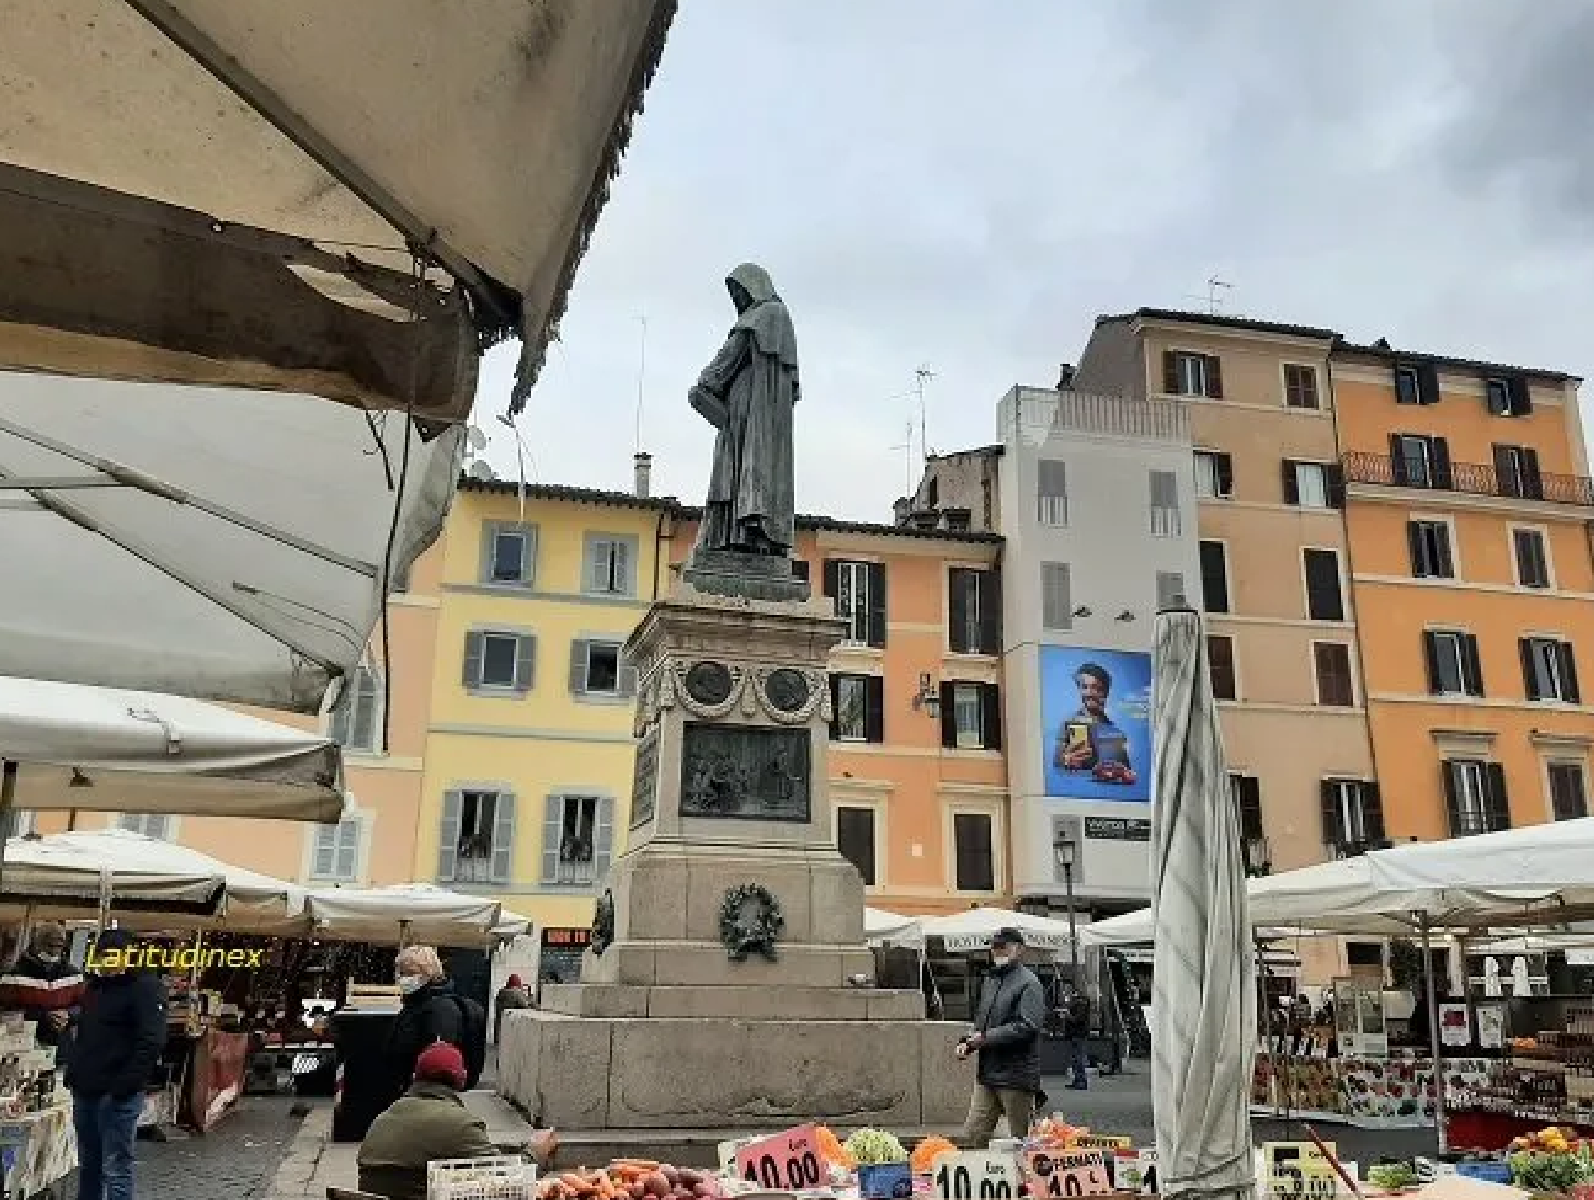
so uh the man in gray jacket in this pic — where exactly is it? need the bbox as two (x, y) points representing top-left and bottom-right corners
(957, 928), (1047, 1147)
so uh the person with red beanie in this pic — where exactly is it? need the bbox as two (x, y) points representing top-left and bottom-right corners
(493, 973), (532, 1045)
(357, 1042), (496, 1200)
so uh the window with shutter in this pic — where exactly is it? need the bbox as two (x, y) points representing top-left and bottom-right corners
(474, 631), (531, 691)
(1493, 444), (1544, 501)
(1149, 470), (1181, 537)
(834, 560), (873, 645)
(1302, 549), (1344, 621)
(446, 789), (512, 884)
(1228, 774), (1264, 841)
(1444, 759), (1503, 837)
(1207, 635), (1237, 701)
(1037, 460), (1069, 526)
(836, 806), (877, 886)
(1291, 462), (1330, 509)
(1193, 451), (1232, 499)
(1041, 563), (1072, 631)
(952, 812), (996, 892)
(866, 561), (888, 648)
(1283, 364), (1320, 409)
(833, 675), (870, 742)
(330, 663), (383, 753)
(1548, 762), (1589, 821)
(1156, 571), (1185, 610)
(1512, 527), (1551, 589)
(311, 818), (362, 882)
(1394, 367), (1422, 406)
(1521, 637), (1580, 703)
(482, 523), (536, 587)
(1313, 642), (1355, 707)
(546, 794), (600, 886)
(864, 675), (886, 743)
(979, 682), (1002, 751)
(947, 568), (987, 654)
(1408, 520), (1454, 579)
(583, 535), (638, 596)
(1425, 630), (1484, 697)
(1198, 541), (1228, 613)
(950, 682), (985, 749)
(572, 640), (622, 696)
(1486, 376), (1532, 418)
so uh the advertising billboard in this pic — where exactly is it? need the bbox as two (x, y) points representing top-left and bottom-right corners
(1040, 646), (1153, 802)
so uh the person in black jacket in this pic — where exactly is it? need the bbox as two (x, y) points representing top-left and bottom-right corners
(65, 927), (166, 1200)
(383, 946), (464, 1109)
(957, 928), (1047, 1147)
(0, 922), (85, 1047)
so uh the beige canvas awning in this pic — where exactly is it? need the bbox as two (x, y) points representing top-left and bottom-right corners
(0, 0), (675, 421)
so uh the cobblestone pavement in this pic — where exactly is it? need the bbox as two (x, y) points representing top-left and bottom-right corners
(70, 1096), (311, 1200)
(1043, 1065), (1442, 1165)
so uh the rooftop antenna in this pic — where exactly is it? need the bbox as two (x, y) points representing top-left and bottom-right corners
(634, 315), (648, 454)
(889, 420), (914, 497)
(1206, 277), (1233, 315)
(914, 366), (936, 462)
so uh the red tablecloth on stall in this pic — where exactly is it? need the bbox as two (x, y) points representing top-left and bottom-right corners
(190, 1028), (250, 1133)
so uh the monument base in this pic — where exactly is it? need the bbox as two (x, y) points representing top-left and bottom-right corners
(680, 547), (810, 603)
(499, 1012), (971, 1132)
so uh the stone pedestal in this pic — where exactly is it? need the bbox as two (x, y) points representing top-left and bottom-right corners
(502, 567), (970, 1133)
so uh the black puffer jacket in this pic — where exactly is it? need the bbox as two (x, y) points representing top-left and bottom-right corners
(971, 962), (1046, 1091)
(384, 980), (464, 1101)
(63, 971), (166, 1098)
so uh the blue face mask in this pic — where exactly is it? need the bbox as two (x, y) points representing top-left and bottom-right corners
(397, 975), (425, 996)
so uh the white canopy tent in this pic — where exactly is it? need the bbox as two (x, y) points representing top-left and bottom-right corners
(307, 883), (527, 950)
(915, 906), (1078, 954)
(0, 828), (307, 935)
(864, 907), (924, 950)
(0, 674), (344, 823)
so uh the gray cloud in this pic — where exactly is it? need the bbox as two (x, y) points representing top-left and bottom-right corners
(479, 0), (1593, 520)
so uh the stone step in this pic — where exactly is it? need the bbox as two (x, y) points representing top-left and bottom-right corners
(541, 983), (923, 1021)
(549, 1127), (948, 1172)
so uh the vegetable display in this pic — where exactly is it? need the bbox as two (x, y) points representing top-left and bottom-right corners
(536, 1163), (724, 1200)
(910, 1138), (958, 1175)
(843, 1129), (908, 1166)
(1366, 1162), (1416, 1191)
(816, 1127), (856, 1170)
(1508, 1129), (1594, 1194)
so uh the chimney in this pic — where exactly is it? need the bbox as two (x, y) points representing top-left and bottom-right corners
(1057, 363), (1076, 390)
(633, 452), (652, 498)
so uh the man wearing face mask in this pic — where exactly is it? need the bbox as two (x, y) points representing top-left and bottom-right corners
(382, 946), (482, 1112)
(0, 922), (84, 1048)
(956, 928), (1047, 1147)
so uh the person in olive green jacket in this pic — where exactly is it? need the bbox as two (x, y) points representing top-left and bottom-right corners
(357, 1043), (497, 1200)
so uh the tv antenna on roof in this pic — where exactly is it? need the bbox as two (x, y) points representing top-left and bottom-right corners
(914, 365), (936, 462)
(1206, 278), (1232, 315)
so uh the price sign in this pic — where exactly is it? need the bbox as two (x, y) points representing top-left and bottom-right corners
(934, 1151), (1024, 1200)
(735, 1125), (823, 1192)
(1115, 1150), (1157, 1195)
(1024, 1150), (1113, 1199)
(1264, 1145), (1340, 1198)
(1073, 1136), (1133, 1151)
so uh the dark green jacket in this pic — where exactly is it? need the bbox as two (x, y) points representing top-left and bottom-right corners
(357, 1082), (497, 1200)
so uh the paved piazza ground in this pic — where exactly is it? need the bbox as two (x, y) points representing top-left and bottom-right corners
(82, 1067), (1444, 1200)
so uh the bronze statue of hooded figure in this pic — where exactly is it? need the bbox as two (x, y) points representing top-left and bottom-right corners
(688, 263), (799, 558)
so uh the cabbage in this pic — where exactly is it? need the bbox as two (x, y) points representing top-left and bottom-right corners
(845, 1129), (908, 1165)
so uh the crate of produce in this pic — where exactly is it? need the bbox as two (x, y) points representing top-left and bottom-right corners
(427, 1156), (538, 1200)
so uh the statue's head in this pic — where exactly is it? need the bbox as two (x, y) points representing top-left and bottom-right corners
(726, 263), (778, 313)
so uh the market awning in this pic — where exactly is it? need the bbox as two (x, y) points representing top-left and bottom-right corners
(0, 375), (459, 712)
(0, 0), (676, 420)
(0, 674), (345, 822)
(307, 883), (516, 949)
(915, 905), (1078, 953)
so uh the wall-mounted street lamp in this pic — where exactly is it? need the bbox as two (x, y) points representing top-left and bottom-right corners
(911, 672), (941, 720)
(1054, 832), (1081, 979)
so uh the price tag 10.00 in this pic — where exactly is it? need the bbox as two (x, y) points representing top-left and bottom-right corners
(734, 1124), (824, 1192)
(1024, 1150), (1114, 1199)
(933, 1151), (1024, 1200)
(1112, 1150), (1157, 1195)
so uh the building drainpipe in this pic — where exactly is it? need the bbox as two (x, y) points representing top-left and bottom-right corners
(652, 509), (669, 601)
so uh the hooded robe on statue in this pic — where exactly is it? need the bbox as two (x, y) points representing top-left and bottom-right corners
(688, 263), (800, 557)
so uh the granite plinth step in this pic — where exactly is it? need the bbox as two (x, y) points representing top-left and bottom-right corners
(540, 982), (923, 1021)
(580, 941), (876, 988)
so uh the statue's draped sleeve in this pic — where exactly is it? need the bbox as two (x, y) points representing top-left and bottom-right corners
(696, 327), (752, 398)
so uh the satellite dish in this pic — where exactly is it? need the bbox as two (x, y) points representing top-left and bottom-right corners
(466, 425), (487, 451)
(466, 460), (496, 482)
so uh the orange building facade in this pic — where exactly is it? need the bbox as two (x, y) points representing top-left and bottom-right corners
(1334, 344), (1593, 842)
(669, 512), (1010, 916)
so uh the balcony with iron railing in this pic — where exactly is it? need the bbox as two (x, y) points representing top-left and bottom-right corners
(1342, 451), (1594, 507)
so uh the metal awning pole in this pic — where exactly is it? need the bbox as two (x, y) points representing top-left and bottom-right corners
(0, 760), (16, 899)
(1420, 913), (1449, 1156)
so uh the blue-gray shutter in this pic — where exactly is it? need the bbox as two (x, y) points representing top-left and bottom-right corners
(618, 654), (639, 698)
(462, 632), (484, 689)
(437, 790), (463, 882)
(490, 793), (516, 883)
(615, 539), (634, 594)
(586, 540), (608, 592)
(514, 635), (536, 692)
(593, 796), (615, 883)
(312, 825), (338, 877)
(540, 795), (563, 883)
(335, 819), (360, 880)
(568, 639), (589, 695)
(479, 523), (496, 584)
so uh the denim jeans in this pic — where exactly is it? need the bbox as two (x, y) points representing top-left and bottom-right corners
(73, 1091), (143, 1200)
(1065, 1037), (1090, 1085)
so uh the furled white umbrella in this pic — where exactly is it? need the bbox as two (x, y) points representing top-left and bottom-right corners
(1150, 599), (1255, 1200)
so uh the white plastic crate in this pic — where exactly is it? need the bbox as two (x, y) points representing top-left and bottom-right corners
(427, 1155), (538, 1200)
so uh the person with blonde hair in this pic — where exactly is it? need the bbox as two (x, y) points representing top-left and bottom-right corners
(381, 945), (479, 1108)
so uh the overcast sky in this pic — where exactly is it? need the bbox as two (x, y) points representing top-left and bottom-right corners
(473, 0), (1592, 523)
